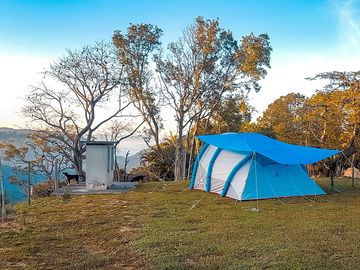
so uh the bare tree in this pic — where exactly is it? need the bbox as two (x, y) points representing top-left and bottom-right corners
(0, 131), (72, 192)
(22, 42), (135, 177)
(99, 119), (144, 147)
(123, 151), (130, 181)
(0, 142), (29, 193)
(27, 131), (71, 179)
(155, 17), (272, 179)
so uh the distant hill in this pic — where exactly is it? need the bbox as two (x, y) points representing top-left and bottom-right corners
(0, 127), (30, 146)
(117, 150), (146, 172)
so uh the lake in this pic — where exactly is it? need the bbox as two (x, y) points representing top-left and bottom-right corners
(1, 164), (45, 203)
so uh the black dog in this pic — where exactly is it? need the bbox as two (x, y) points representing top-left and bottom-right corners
(63, 172), (80, 185)
(131, 175), (144, 182)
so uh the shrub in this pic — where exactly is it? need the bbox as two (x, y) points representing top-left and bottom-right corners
(32, 180), (65, 198)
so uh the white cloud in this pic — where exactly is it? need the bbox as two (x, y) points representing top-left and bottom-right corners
(250, 52), (360, 118)
(117, 137), (148, 155)
(337, 0), (360, 52)
(0, 54), (52, 128)
(250, 0), (360, 119)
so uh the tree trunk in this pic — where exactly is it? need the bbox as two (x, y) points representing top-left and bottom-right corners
(182, 147), (187, 180)
(27, 161), (31, 205)
(352, 154), (355, 188)
(174, 148), (182, 180)
(187, 137), (196, 180)
(74, 144), (84, 181)
(54, 160), (59, 191)
(123, 151), (130, 181)
(330, 169), (334, 190)
(174, 143), (185, 180)
(174, 122), (184, 180)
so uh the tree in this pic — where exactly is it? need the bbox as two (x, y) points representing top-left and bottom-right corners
(308, 71), (360, 92)
(0, 131), (72, 192)
(305, 71), (360, 154)
(155, 17), (272, 179)
(257, 93), (306, 145)
(200, 94), (254, 134)
(299, 89), (360, 186)
(0, 142), (29, 193)
(113, 23), (163, 152)
(22, 42), (135, 177)
(306, 71), (360, 178)
(141, 136), (179, 181)
(27, 132), (71, 180)
(253, 74), (360, 188)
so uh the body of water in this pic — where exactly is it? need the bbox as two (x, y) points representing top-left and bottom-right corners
(1, 164), (45, 203)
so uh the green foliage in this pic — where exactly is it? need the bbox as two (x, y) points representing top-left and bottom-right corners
(253, 82), (360, 175)
(201, 94), (254, 134)
(307, 71), (360, 92)
(113, 23), (163, 150)
(0, 142), (29, 193)
(141, 136), (178, 181)
(237, 33), (272, 85)
(299, 89), (360, 150)
(28, 131), (72, 180)
(257, 93), (306, 144)
(305, 71), (360, 162)
(0, 132), (72, 195)
(155, 16), (272, 179)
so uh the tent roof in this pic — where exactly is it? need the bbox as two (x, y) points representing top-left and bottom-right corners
(197, 132), (340, 165)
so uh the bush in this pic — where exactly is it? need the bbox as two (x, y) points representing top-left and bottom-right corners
(32, 180), (65, 198)
(32, 180), (54, 198)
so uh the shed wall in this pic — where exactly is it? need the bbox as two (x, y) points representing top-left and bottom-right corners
(86, 144), (114, 190)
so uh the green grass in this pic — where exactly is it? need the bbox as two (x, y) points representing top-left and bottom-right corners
(1, 177), (360, 269)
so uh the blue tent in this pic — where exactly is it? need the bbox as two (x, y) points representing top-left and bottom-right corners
(190, 133), (340, 200)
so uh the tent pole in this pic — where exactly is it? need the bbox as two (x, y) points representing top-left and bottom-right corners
(254, 151), (259, 211)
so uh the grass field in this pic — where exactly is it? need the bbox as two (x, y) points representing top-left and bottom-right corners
(1, 177), (360, 269)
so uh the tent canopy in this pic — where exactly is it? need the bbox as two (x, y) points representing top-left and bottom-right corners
(191, 133), (339, 200)
(197, 132), (339, 165)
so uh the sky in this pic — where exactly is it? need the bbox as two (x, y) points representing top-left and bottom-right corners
(0, 0), (360, 152)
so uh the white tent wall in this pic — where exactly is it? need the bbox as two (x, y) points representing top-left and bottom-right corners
(193, 146), (252, 197)
(210, 150), (247, 194)
(226, 158), (253, 200)
(194, 145), (217, 190)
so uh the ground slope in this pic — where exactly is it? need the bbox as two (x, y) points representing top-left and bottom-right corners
(1, 178), (360, 269)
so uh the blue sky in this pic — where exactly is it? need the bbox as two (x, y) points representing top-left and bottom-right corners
(0, 0), (360, 151)
(0, 0), (340, 56)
